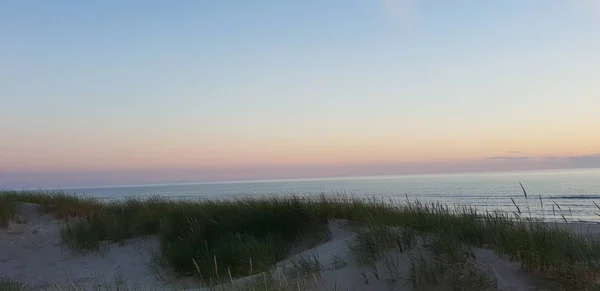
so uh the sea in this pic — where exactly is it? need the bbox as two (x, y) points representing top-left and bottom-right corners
(58, 168), (600, 222)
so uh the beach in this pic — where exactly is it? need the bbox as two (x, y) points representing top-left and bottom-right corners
(2, 193), (600, 290)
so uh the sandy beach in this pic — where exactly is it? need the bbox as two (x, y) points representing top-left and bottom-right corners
(4, 202), (596, 290)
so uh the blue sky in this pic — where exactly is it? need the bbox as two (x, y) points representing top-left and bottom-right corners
(1, 1), (599, 188)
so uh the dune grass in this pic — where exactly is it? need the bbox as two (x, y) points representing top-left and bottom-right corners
(0, 277), (25, 291)
(0, 196), (17, 228)
(0, 190), (99, 221)
(3, 190), (600, 290)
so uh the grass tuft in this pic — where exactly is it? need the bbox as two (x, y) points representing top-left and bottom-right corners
(0, 277), (25, 291)
(0, 196), (18, 228)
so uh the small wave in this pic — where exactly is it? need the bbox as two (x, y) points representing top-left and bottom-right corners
(547, 195), (600, 200)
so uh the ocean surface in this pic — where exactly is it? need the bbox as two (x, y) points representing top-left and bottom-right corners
(60, 168), (600, 222)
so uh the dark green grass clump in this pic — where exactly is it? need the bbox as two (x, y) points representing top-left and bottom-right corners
(3, 190), (600, 289)
(1, 190), (98, 228)
(0, 277), (25, 291)
(158, 198), (325, 279)
(60, 198), (172, 250)
(58, 196), (328, 280)
(0, 190), (99, 222)
(0, 195), (18, 228)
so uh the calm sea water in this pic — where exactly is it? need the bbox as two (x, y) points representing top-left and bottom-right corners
(60, 168), (600, 222)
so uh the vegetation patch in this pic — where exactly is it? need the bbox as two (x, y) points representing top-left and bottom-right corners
(0, 277), (25, 291)
(0, 196), (17, 228)
(3, 189), (600, 290)
(0, 190), (99, 223)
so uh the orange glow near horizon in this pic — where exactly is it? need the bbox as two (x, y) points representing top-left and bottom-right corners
(3, 129), (599, 172)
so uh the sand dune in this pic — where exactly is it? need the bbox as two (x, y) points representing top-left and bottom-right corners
(4, 203), (595, 290)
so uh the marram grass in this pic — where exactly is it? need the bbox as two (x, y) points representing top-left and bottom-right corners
(2, 189), (600, 290)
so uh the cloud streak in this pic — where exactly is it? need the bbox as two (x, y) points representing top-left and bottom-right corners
(567, 153), (600, 166)
(484, 156), (531, 160)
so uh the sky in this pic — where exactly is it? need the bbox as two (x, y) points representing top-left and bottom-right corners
(1, 0), (600, 188)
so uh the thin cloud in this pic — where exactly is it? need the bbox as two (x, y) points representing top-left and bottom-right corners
(485, 156), (531, 160)
(507, 151), (522, 154)
(568, 153), (600, 159)
(535, 153), (600, 167)
(568, 153), (600, 165)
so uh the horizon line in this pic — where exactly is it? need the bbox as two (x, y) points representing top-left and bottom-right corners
(13, 166), (599, 192)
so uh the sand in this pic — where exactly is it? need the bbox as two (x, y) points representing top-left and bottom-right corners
(0, 203), (179, 290)
(3, 203), (594, 290)
(231, 220), (546, 291)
